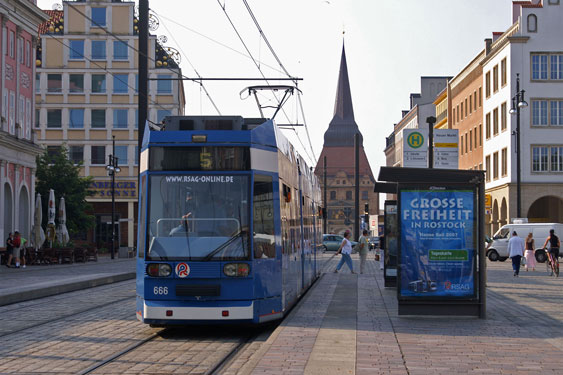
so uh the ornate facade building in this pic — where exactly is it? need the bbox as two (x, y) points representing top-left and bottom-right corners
(314, 44), (378, 236)
(0, 0), (49, 242)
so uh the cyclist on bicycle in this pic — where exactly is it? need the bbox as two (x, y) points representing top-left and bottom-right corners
(542, 229), (560, 274)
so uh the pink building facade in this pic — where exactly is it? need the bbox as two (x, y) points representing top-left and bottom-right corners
(0, 0), (48, 242)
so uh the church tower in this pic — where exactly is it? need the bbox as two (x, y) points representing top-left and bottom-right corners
(315, 44), (378, 236)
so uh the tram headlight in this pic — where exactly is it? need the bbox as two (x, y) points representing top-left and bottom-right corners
(146, 263), (172, 277)
(223, 263), (250, 277)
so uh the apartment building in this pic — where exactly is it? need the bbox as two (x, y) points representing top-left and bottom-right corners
(0, 0), (49, 242)
(482, 0), (563, 234)
(35, 0), (185, 248)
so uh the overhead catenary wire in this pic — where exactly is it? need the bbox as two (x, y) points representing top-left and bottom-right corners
(216, 0), (314, 164)
(241, 0), (317, 162)
(40, 33), (172, 113)
(155, 10), (222, 115)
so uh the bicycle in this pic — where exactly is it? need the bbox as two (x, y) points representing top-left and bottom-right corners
(544, 248), (560, 277)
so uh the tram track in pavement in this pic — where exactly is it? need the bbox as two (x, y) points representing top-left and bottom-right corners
(77, 325), (274, 375)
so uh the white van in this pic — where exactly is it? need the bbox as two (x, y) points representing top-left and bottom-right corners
(487, 223), (563, 262)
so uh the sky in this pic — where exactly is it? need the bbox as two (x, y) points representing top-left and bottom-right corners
(38, 0), (515, 178)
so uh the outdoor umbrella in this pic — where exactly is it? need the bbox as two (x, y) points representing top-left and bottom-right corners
(57, 197), (70, 245)
(46, 189), (56, 246)
(32, 193), (45, 250)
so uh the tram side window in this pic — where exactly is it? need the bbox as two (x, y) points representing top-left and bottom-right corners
(138, 174), (147, 258)
(253, 175), (276, 259)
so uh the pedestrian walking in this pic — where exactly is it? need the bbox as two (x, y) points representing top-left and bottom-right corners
(378, 235), (384, 270)
(524, 232), (536, 271)
(334, 230), (355, 274)
(11, 231), (22, 269)
(20, 236), (27, 269)
(508, 231), (525, 277)
(5, 233), (14, 268)
(358, 230), (369, 274)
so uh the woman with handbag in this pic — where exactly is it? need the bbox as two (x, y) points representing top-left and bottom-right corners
(334, 230), (356, 274)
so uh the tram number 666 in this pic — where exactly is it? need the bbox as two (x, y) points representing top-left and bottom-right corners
(153, 286), (168, 295)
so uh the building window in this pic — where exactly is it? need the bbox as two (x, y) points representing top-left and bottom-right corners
(532, 100), (548, 126)
(91, 40), (106, 60)
(47, 74), (62, 93)
(47, 146), (61, 163)
(346, 191), (352, 200)
(469, 129), (473, 151)
(91, 109), (106, 128)
(452, 108), (456, 125)
(135, 109), (138, 128)
(485, 155), (491, 182)
(474, 127), (478, 149)
(501, 102), (507, 131)
(330, 191), (336, 200)
(457, 105), (460, 122)
(69, 40), (84, 60)
(551, 101), (563, 125)
(493, 152), (499, 179)
(35, 73), (40, 93)
(501, 148), (508, 176)
(469, 94), (472, 114)
(91, 74), (106, 93)
(113, 74), (128, 93)
(465, 133), (468, 154)
(69, 74), (84, 93)
(527, 14), (537, 32)
(113, 109), (128, 128)
(361, 190), (368, 200)
(9, 30), (14, 58)
(114, 145), (128, 166)
(113, 40), (128, 60)
(493, 107), (499, 135)
(551, 146), (563, 171)
(69, 146), (84, 164)
(91, 7), (107, 27)
(35, 109), (40, 128)
(91, 145), (106, 165)
(493, 65), (499, 92)
(47, 109), (61, 128)
(550, 55), (563, 80)
(479, 87), (482, 106)
(157, 74), (172, 93)
(485, 71), (491, 97)
(69, 109), (84, 129)
(157, 109), (171, 123)
(25, 40), (31, 67)
(532, 54), (548, 80)
(486, 113), (491, 139)
(460, 102), (464, 120)
(473, 90), (477, 110)
(465, 98), (468, 117)
(479, 124), (482, 146)
(135, 146), (139, 165)
(549, 0), (560, 4)
(532, 146), (549, 172)
(501, 58), (507, 86)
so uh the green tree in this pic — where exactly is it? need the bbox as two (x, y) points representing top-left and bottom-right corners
(36, 146), (95, 235)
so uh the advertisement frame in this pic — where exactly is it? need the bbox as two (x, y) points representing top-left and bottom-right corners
(397, 182), (479, 302)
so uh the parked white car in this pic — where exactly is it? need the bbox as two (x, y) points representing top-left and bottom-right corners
(487, 223), (563, 262)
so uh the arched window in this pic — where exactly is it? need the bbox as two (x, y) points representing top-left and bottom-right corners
(527, 14), (537, 32)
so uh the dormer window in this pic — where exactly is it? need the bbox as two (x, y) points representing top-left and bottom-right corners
(527, 14), (537, 32)
(548, 0), (559, 5)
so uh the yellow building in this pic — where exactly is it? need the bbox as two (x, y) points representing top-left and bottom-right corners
(35, 0), (185, 249)
(433, 87), (448, 129)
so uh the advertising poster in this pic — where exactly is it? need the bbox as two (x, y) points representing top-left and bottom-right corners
(399, 188), (476, 299)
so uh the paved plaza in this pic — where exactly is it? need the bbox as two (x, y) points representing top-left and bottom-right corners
(224, 254), (563, 374)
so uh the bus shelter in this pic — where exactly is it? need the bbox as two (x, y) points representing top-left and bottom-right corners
(376, 167), (486, 318)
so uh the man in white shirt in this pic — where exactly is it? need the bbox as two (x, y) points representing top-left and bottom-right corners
(507, 231), (525, 277)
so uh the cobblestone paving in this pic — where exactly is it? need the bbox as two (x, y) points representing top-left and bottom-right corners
(223, 253), (563, 375)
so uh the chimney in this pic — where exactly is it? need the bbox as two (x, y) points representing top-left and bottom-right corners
(485, 38), (492, 56)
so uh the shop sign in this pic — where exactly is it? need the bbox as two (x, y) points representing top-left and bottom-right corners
(89, 180), (137, 199)
(399, 187), (476, 299)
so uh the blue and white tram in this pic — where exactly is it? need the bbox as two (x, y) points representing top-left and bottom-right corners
(136, 116), (323, 325)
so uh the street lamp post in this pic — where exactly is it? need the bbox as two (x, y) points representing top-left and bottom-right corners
(509, 73), (528, 219)
(106, 136), (121, 259)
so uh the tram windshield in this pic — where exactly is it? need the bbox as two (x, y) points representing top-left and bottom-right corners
(147, 174), (250, 261)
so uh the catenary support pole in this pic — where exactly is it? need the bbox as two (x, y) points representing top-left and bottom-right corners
(323, 156), (327, 234)
(354, 133), (360, 241)
(138, 0), (148, 161)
